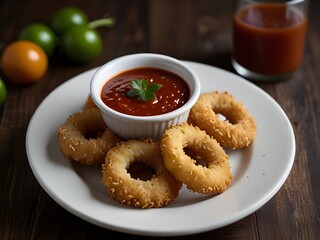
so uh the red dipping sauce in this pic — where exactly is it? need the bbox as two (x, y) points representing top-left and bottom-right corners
(101, 67), (190, 116)
(233, 3), (307, 75)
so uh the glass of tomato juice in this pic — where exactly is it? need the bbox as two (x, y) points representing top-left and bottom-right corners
(232, 0), (308, 81)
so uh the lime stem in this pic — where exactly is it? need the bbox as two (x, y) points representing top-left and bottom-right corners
(88, 17), (116, 29)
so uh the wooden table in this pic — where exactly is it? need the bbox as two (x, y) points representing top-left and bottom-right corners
(1, 0), (319, 239)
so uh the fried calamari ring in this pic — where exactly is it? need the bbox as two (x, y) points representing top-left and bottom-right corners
(102, 139), (182, 208)
(188, 91), (256, 149)
(161, 123), (232, 194)
(57, 108), (122, 165)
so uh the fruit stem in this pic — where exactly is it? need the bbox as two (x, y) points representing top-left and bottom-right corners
(88, 17), (116, 29)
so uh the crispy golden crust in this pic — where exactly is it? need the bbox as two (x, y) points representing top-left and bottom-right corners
(102, 139), (182, 208)
(161, 123), (232, 194)
(188, 91), (256, 149)
(84, 95), (98, 110)
(57, 108), (122, 165)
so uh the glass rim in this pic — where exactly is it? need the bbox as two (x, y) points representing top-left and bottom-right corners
(244, 0), (307, 5)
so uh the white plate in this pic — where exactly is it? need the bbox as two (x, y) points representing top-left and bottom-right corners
(26, 61), (295, 236)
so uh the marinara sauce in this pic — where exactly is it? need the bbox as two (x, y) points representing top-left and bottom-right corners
(233, 3), (307, 75)
(101, 67), (190, 116)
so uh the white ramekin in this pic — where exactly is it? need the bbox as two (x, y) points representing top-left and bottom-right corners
(90, 53), (200, 140)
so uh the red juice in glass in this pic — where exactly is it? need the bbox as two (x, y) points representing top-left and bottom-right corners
(232, 1), (308, 81)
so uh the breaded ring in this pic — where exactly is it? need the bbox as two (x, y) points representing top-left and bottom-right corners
(57, 108), (122, 165)
(161, 123), (232, 194)
(102, 139), (182, 208)
(188, 91), (256, 149)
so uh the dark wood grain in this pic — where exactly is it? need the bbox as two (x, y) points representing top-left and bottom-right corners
(0, 0), (319, 239)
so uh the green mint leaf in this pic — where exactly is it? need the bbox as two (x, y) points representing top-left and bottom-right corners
(131, 79), (143, 90)
(140, 79), (148, 90)
(139, 91), (148, 102)
(126, 79), (162, 102)
(127, 88), (141, 97)
(148, 84), (162, 93)
(144, 91), (156, 101)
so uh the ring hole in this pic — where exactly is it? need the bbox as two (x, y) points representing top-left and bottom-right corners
(184, 147), (208, 167)
(215, 112), (235, 124)
(127, 162), (156, 181)
(217, 113), (227, 121)
(84, 129), (104, 139)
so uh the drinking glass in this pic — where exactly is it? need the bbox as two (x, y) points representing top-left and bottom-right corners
(232, 0), (308, 81)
